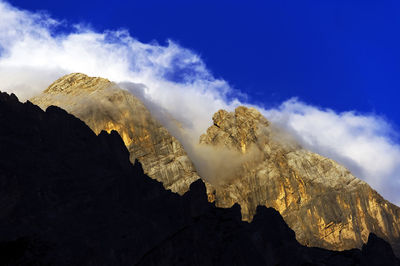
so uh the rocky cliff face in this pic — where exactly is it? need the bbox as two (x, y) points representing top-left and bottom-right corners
(29, 73), (400, 256)
(200, 106), (400, 254)
(1, 91), (399, 265)
(30, 73), (199, 194)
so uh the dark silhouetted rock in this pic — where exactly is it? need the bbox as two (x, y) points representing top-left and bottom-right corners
(0, 91), (399, 265)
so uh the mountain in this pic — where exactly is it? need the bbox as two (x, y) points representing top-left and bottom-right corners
(30, 73), (400, 255)
(30, 73), (199, 194)
(0, 91), (399, 265)
(200, 106), (400, 255)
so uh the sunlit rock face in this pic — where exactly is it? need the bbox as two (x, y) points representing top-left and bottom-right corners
(30, 73), (400, 256)
(30, 73), (200, 194)
(200, 106), (400, 254)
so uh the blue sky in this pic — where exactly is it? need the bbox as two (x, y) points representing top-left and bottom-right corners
(8, 0), (400, 126)
(1, 0), (400, 204)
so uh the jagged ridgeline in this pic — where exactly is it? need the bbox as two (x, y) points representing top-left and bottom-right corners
(2, 91), (399, 265)
(31, 73), (400, 256)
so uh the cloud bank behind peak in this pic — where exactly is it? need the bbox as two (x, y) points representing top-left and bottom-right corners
(0, 0), (399, 205)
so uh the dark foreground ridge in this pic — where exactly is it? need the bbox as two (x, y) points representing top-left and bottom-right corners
(0, 91), (398, 266)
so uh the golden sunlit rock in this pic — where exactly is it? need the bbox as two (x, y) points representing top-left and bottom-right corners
(200, 106), (400, 255)
(30, 73), (400, 256)
(31, 73), (200, 194)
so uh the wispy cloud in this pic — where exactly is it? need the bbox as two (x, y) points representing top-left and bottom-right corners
(0, 0), (399, 205)
(265, 99), (400, 203)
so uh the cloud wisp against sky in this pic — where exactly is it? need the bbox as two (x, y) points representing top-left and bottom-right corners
(266, 99), (400, 203)
(0, 0), (399, 205)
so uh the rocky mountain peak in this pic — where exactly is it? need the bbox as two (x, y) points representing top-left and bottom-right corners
(201, 107), (400, 256)
(212, 106), (267, 129)
(44, 73), (111, 94)
(29, 73), (400, 257)
(204, 106), (269, 154)
(31, 73), (200, 194)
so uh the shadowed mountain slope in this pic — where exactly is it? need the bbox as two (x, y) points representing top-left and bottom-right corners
(0, 91), (399, 265)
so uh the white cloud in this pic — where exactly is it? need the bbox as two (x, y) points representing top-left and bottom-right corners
(0, 0), (238, 137)
(264, 99), (400, 204)
(0, 0), (399, 205)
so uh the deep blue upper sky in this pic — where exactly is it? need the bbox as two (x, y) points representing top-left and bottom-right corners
(9, 0), (400, 127)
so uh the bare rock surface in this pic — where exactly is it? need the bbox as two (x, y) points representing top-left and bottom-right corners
(200, 106), (400, 255)
(29, 73), (400, 256)
(30, 73), (199, 194)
